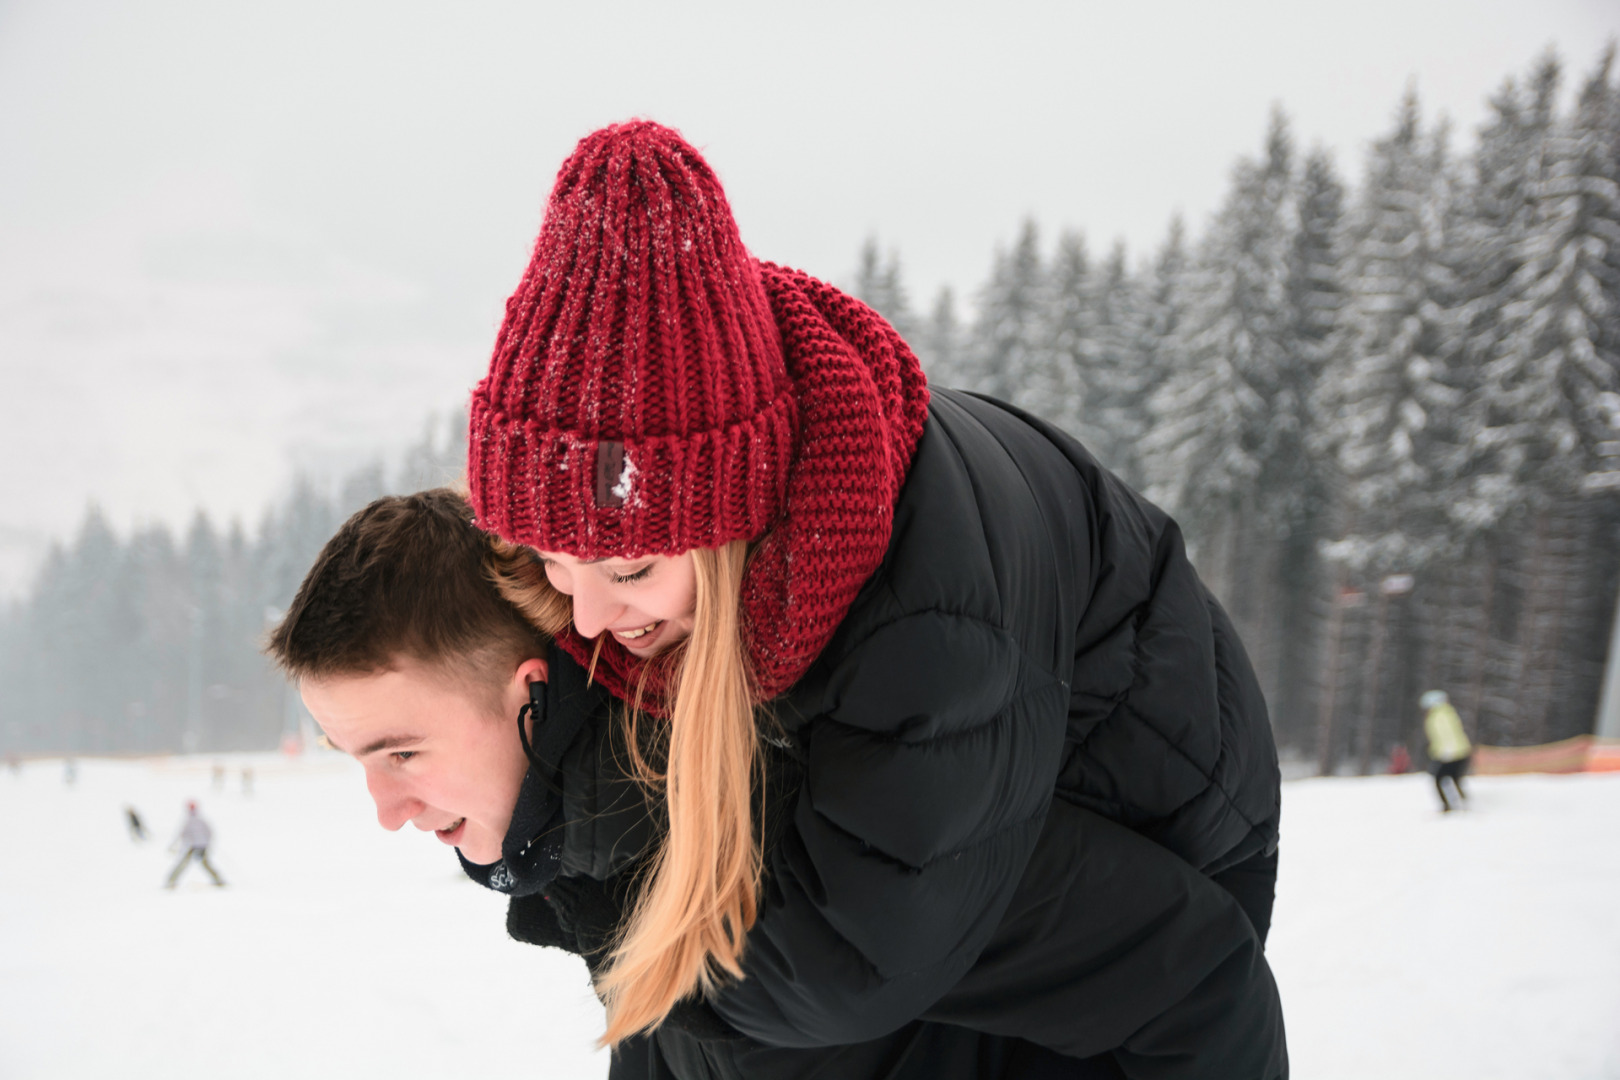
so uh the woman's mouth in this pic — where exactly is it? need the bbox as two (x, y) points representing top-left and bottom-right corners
(613, 620), (662, 642)
(435, 818), (466, 845)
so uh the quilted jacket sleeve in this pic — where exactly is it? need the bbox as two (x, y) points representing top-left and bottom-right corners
(926, 799), (1288, 1078)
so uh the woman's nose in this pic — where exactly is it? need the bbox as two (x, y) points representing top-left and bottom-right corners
(568, 576), (620, 640)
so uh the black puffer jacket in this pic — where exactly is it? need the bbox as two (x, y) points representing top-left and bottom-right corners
(538, 388), (1285, 1078)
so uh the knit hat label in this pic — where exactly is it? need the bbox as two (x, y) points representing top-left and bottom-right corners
(594, 441), (627, 509)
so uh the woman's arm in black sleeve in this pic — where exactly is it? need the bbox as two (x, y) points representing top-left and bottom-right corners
(927, 799), (1288, 1079)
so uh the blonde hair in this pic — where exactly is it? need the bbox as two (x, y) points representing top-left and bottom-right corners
(486, 538), (761, 1045)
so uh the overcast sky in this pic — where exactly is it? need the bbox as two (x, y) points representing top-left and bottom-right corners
(1, 0), (1617, 596)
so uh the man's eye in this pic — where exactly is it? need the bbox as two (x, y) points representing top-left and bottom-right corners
(392, 751), (417, 763)
(611, 565), (653, 584)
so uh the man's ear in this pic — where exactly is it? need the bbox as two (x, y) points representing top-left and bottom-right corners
(515, 656), (549, 687)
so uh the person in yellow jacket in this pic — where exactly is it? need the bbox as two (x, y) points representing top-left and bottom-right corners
(1421, 690), (1473, 812)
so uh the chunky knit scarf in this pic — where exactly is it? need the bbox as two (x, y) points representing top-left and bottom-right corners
(552, 264), (929, 708)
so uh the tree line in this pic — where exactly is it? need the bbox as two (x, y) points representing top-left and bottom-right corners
(3, 47), (1617, 769)
(0, 417), (467, 756)
(861, 47), (1620, 770)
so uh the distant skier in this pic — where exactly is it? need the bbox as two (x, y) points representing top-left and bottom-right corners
(125, 805), (149, 841)
(165, 801), (226, 888)
(1421, 690), (1473, 812)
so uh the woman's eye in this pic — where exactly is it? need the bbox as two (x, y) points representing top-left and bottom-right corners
(611, 565), (653, 584)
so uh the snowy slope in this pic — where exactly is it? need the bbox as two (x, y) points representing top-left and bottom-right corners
(2, 756), (1617, 1079)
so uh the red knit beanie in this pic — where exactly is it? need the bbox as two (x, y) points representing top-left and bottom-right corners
(468, 120), (795, 558)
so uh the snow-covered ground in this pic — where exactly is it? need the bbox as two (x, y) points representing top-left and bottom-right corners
(2, 755), (1617, 1079)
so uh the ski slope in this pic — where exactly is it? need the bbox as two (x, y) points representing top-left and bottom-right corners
(2, 755), (1616, 1079)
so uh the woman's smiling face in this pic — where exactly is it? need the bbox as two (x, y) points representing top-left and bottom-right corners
(534, 550), (697, 656)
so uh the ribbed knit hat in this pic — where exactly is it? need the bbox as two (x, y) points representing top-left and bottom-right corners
(469, 120), (796, 558)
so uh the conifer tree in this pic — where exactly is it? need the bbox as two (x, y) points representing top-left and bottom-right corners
(916, 285), (969, 390)
(126, 523), (186, 749)
(1274, 146), (1344, 543)
(183, 513), (224, 752)
(1036, 229), (1092, 436)
(1146, 109), (1296, 586)
(397, 411), (469, 493)
(1486, 49), (1620, 498)
(1315, 92), (1463, 576)
(1270, 148), (1347, 743)
(971, 219), (1048, 404)
(1451, 54), (1568, 533)
(1136, 215), (1191, 435)
(852, 236), (917, 344)
(1083, 241), (1151, 485)
(1475, 51), (1620, 742)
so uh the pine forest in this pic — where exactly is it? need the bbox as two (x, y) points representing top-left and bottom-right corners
(3, 48), (1618, 773)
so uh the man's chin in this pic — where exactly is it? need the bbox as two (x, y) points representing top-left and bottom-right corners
(456, 834), (502, 865)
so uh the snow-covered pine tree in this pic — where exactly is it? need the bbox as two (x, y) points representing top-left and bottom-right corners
(1315, 91), (1462, 577)
(1145, 108), (1296, 600)
(1475, 50), (1620, 741)
(852, 236), (917, 346)
(916, 285), (969, 390)
(183, 512), (225, 752)
(1082, 241), (1151, 487)
(26, 508), (126, 754)
(1135, 214), (1190, 441)
(970, 219), (1049, 406)
(1486, 49), (1620, 500)
(1423, 58), (1567, 747)
(1036, 229), (1092, 437)
(258, 475), (341, 620)
(127, 523), (186, 751)
(1310, 95), (1464, 768)
(397, 411), (469, 494)
(1451, 54), (1567, 535)
(1270, 147), (1347, 747)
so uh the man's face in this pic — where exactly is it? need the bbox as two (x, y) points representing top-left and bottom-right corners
(300, 655), (542, 865)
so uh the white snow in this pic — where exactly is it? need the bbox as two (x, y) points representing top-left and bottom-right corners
(1268, 772), (1620, 1080)
(2, 756), (1617, 1079)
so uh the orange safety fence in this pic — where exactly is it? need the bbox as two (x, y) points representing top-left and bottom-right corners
(1473, 735), (1620, 775)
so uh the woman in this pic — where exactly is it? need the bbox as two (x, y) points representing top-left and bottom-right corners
(469, 121), (1286, 1078)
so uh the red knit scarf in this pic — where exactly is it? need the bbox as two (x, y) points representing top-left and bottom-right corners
(550, 263), (930, 708)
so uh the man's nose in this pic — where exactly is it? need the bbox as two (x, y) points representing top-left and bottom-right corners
(365, 768), (423, 832)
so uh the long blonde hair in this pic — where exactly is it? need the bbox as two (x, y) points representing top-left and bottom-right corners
(487, 539), (761, 1045)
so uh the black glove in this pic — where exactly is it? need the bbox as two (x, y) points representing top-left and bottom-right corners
(545, 871), (638, 972)
(539, 871), (745, 1044)
(505, 892), (572, 951)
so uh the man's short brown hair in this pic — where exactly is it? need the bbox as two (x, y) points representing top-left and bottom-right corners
(266, 488), (548, 696)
